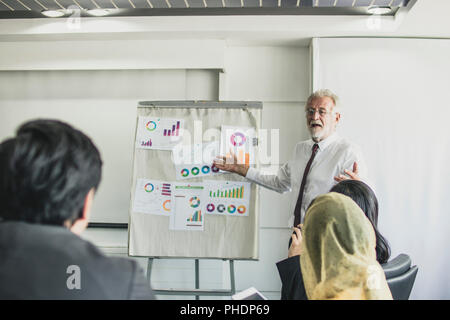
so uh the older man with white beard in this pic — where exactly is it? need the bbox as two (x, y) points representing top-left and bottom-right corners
(214, 89), (367, 227)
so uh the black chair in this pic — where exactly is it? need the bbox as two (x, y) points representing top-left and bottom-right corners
(382, 254), (418, 300)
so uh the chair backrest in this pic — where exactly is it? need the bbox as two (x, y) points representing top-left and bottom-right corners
(382, 254), (418, 300)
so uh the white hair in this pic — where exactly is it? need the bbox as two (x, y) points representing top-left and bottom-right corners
(306, 89), (341, 114)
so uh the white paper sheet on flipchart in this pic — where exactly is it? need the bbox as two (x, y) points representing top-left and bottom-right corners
(202, 180), (251, 217)
(220, 125), (257, 165)
(129, 103), (261, 259)
(136, 116), (184, 150)
(132, 178), (173, 216)
(169, 182), (204, 231)
(173, 141), (224, 180)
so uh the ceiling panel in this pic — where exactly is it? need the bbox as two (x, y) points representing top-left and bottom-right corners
(283, 0), (298, 9)
(0, 0), (413, 18)
(355, 0), (371, 6)
(187, 0), (206, 8)
(206, 0), (224, 8)
(317, 0), (335, 7)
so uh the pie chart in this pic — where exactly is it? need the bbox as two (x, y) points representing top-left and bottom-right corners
(230, 132), (246, 147)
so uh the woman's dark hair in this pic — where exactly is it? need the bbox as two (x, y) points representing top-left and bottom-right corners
(330, 180), (391, 264)
(0, 119), (102, 226)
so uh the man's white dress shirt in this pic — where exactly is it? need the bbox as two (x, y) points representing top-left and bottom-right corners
(245, 132), (367, 225)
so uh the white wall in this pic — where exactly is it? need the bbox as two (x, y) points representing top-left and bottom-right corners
(314, 37), (450, 300)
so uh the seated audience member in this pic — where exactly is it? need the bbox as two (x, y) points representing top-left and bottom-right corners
(277, 180), (391, 300)
(330, 180), (390, 264)
(300, 192), (392, 300)
(0, 119), (154, 299)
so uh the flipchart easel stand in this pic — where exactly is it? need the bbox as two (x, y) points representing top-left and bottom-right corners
(146, 258), (236, 299)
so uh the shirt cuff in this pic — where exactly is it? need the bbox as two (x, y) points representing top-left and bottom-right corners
(245, 167), (258, 181)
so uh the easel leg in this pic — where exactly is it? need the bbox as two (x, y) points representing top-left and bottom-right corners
(229, 260), (236, 295)
(147, 258), (153, 284)
(195, 259), (200, 300)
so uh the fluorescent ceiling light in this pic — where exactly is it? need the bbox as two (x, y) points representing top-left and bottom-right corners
(41, 10), (65, 18)
(87, 9), (111, 16)
(367, 6), (392, 15)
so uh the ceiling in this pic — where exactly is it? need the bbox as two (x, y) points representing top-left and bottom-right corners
(0, 0), (411, 19)
(1, 0), (450, 46)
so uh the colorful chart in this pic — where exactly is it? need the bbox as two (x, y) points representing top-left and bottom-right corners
(163, 200), (171, 211)
(144, 183), (154, 193)
(202, 180), (251, 217)
(230, 132), (246, 147)
(209, 186), (244, 199)
(163, 121), (181, 137)
(174, 141), (223, 180)
(137, 117), (184, 151)
(177, 164), (220, 180)
(146, 120), (157, 132)
(221, 125), (256, 166)
(169, 183), (204, 231)
(133, 179), (172, 216)
(161, 183), (171, 196)
(187, 210), (202, 222)
(201, 165), (210, 174)
(181, 169), (189, 177)
(189, 196), (200, 208)
(227, 149), (250, 166)
(191, 167), (200, 176)
(237, 205), (246, 214)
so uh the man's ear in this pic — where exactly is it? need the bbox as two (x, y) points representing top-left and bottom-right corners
(335, 112), (341, 123)
(70, 188), (95, 235)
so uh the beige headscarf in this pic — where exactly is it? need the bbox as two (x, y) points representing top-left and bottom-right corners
(300, 192), (393, 300)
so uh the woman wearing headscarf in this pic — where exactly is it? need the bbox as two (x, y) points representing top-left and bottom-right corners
(300, 192), (392, 300)
(276, 180), (391, 299)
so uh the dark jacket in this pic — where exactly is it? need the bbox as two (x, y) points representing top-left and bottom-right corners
(276, 255), (308, 300)
(0, 221), (154, 300)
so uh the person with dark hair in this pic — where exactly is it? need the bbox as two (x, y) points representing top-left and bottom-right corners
(300, 193), (392, 299)
(330, 180), (391, 264)
(0, 119), (154, 299)
(276, 179), (391, 300)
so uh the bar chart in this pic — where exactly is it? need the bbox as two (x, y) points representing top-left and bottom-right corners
(163, 121), (181, 137)
(226, 150), (250, 166)
(169, 183), (204, 231)
(141, 139), (152, 147)
(161, 183), (171, 196)
(187, 210), (202, 222)
(202, 180), (251, 216)
(137, 116), (184, 150)
(209, 186), (244, 199)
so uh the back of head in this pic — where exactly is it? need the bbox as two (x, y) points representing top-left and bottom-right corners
(0, 119), (102, 226)
(330, 180), (391, 264)
(300, 192), (392, 300)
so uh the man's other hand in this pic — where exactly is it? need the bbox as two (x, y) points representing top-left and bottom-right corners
(334, 161), (361, 182)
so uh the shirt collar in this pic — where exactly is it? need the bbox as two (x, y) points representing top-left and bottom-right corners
(309, 132), (339, 151)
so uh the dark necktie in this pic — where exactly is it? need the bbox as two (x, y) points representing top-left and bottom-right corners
(293, 143), (319, 226)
